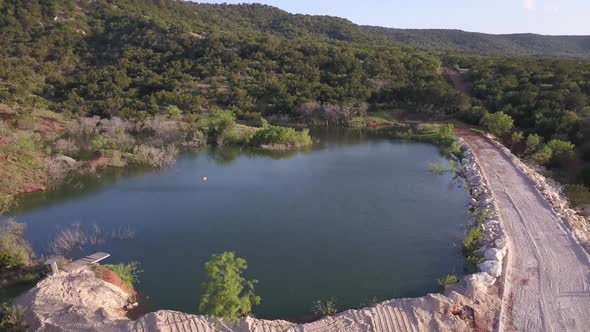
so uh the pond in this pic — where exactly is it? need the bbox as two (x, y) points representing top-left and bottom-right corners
(14, 130), (470, 320)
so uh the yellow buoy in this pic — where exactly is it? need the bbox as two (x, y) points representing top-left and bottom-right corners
(202, 176), (207, 182)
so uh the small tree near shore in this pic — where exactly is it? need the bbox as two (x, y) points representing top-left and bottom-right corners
(480, 112), (514, 137)
(199, 252), (260, 324)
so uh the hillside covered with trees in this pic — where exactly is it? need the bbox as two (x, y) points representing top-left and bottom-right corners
(0, 0), (589, 190)
(366, 28), (590, 59)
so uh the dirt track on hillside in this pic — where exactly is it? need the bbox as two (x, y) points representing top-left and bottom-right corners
(459, 130), (590, 332)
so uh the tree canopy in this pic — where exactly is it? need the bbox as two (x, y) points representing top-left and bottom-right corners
(199, 252), (260, 324)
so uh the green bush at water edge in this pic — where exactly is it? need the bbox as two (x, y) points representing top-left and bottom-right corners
(199, 252), (260, 325)
(0, 303), (28, 332)
(104, 262), (143, 292)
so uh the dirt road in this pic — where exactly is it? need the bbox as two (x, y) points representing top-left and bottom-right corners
(459, 130), (590, 332)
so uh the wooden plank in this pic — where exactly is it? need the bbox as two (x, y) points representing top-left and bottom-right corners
(85, 252), (110, 263)
(61, 252), (110, 273)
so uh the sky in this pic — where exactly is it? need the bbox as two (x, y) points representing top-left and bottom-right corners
(193, 0), (590, 35)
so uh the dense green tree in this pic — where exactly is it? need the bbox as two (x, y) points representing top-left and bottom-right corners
(480, 112), (514, 136)
(199, 252), (261, 324)
(525, 133), (542, 155)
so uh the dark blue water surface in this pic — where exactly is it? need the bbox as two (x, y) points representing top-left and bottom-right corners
(15, 131), (469, 320)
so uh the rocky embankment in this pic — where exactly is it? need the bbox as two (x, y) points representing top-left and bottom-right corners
(16, 140), (506, 332)
(457, 138), (508, 279)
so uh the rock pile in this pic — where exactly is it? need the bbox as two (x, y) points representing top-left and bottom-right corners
(457, 138), (507, 279)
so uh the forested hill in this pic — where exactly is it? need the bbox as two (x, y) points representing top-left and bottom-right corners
(188, 3), (590, 58)
(1, 0), (590, 186)
(170, 2), (590, 58)
(365, 27), (590, 58)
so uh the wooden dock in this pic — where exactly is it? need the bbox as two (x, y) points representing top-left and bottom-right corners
(61, 252), (110, 273)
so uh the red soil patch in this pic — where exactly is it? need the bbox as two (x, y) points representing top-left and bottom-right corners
(0, 135), (12, 148)
(86, 155), (112, 171)
(0, 156), (46, 194)
(95, 265), (134, 295)
(36, 116), (63, 135)
(0, 111), (16, 121)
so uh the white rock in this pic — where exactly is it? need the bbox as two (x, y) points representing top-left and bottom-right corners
(478, 260), (502, 278)
(464, 272), (496, 298)
(484, 248), (503, 261)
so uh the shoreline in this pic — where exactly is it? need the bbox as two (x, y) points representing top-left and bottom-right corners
(13, 131), (507, 331)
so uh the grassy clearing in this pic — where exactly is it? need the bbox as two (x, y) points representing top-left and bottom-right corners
(350, 110), (397, 128)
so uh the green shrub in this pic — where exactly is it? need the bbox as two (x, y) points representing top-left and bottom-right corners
(525, 133), (542, 154)
(466, 255), (485, 266)
(427, 161), (446, 174)
(480, 112), (514, 136)
(20, 272), (42, 283)
(104, 262), (143, 291)
(199, 252), (260, 324)
(0, 194), (15, 214)
(532, 145), (553, 164)
(166, 105), (182, 119)
(312, 297), (338, 316)
(563, 184), (590, 207)
(546, 139), (575, 160)
(198, 109), (236, 145)
(0, 303), (28, 331)
(0, 220), (34, 271)
(462, 225), (482, 254)
(437, 274), (459, 286)
(250, 125), (312, 148)
(444, 142), (463, 158)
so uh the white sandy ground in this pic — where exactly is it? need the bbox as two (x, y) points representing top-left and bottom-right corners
(16, 269), (500, 332)
(461, 132), (590, 332)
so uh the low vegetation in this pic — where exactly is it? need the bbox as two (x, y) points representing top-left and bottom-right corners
(311, 297), (338, 317)
(437, 274), (459, 286)
(0, 220), (34, 271)
(199, 252), (260, 325)
(103, 262), (143, 292)
(250, 125), (312, 149)
(427, 162), (447, 174)
(0, 303), (28, 332)
(48, 224), (135, 256)
(563, 184), (590, 207)
(462, 208), (489, 258)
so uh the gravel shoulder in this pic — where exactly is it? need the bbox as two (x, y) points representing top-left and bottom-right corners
(459, 130), (590, 332)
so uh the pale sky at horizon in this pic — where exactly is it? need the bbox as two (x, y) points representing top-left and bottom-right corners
(192, 0), (590, 35)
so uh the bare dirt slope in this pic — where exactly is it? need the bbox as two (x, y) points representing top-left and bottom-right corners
(459, 130), (590, 332)
(443, 68), (470, 95)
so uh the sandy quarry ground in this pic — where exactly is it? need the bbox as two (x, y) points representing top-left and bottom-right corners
(459, 130), (590, 332)
(16, 269), (500, 332)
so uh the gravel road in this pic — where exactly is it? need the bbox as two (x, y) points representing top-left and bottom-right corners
(460, 131), (590, 332)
